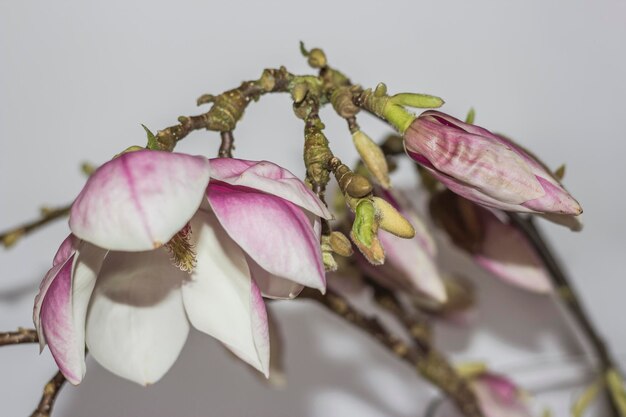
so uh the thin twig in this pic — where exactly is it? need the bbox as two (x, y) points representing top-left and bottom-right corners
(508, 213), (623, 416)
(0, 328), (38, 346)
(30, 371), (66, 417)
(218, 131), (235, 158)
(301, 288), (484, 417)
(0, 205), (70, 249)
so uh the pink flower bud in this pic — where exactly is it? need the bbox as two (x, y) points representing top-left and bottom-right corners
(405, 111), (582, 216)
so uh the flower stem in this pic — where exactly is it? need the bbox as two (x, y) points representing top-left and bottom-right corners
(507, 213), (623, 417)
(0, 205), (70, 249)
(30, 371), (66, 417)
(301, 288), (484, 417)
(0, 328), (38, 346)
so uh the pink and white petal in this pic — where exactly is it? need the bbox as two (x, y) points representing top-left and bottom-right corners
(208, 182), (326, 292)
(35, 235), (78, 342)
(247, 256), (304, 299)
(209, 158), (332, 219)
(475, 215), (552, 294)
(52, 235), (76, 267)
(37, 241), (106, 385)
(85, 249), (189, 385)
(183, 210), (269, 376)
(379, 231), (447, 302)
(70, 150), (211, 251)
(38, 256), (85, 383)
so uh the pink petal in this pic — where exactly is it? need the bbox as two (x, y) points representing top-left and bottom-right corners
(207, 182), (326, 292)
(35, 235), (77, 347)
(52, 234), (76, 267)
(37, 241), (106, 385)
(405, 114), (544, 205)
(85, 248), (189, 385)
(70, 150), (211, 251)
(182, 210), (270, 376)
(474, 212), (552, 294)
(209, 158), (332, 219)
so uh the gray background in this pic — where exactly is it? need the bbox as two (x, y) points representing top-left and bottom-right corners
(1, 1), (625, 416)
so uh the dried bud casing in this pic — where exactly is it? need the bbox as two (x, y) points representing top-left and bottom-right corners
(352, 130), (391, 189)
(372, 197), (415, 239)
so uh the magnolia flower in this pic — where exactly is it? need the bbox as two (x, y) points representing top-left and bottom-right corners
(404, 110), (582, 217)
(34, 150), (332, 385)
(356, 188), (447, 302)
(430, 190), (551, 294)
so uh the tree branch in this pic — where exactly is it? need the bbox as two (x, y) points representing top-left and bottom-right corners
(508, 213), (623, 416)
(30, 371), (66, 417)
(0, 328), (38, 346)
(0, 205), (70, 249)
(301, 288), (483, 417)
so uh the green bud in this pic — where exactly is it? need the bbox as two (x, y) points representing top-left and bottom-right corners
(352, 130), (390, 189)
(389, 93), (444, 109)
(372, 197), (415, 239)
(351, 199), (385, 264)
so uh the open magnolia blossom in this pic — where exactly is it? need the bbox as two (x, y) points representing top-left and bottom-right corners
(404, 110), (582, 220)
(357, 188), (447, 302)
(34, 150), (332, 385)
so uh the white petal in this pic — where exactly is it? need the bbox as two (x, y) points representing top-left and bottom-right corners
(247, 256), (304, 299)
(182, 210), (270, 376)
(85, 249), (189, 385)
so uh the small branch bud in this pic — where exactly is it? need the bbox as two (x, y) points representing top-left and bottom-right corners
(372, 197), (415, 239)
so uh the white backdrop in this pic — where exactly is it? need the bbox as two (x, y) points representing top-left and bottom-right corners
(1, 1), (625, 416)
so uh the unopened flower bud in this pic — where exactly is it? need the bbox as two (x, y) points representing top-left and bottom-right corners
(291, 82), (309, 104)
(352, 130), (391, 189)
(329, 231), (353, 257)
(405, 111), (582, 219)
(372, 197), (415, 239)
(307, 48), (327, 68)
(351, 199), (385, 264)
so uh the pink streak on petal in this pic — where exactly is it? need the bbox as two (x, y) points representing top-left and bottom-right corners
(209, 158), (332, 219)
(522, 176), (582, 215)
(70, 150), (211, 251)
(208, 182), (326, 292)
